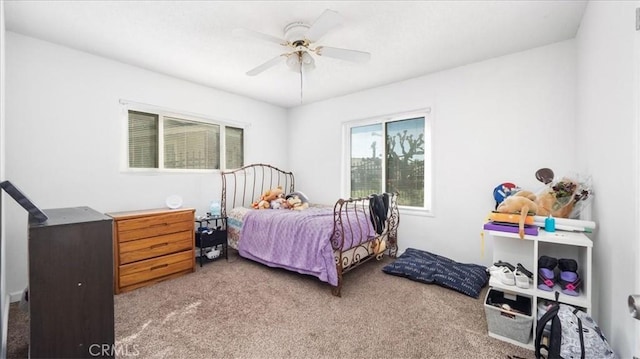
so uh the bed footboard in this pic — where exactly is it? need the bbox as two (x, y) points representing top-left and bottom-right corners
(330, 192), (399, 296)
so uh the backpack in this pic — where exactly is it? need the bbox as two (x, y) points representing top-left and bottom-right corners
(535, 292), (616, 359)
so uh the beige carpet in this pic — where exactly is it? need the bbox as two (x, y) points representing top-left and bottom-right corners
(8, 250), (534, 359)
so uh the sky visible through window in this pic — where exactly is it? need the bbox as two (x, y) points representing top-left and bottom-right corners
(351, 118), (425, 159)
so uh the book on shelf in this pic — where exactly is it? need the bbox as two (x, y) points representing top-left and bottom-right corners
(488, 211), (535, 225)
(483, 221), (539, 236)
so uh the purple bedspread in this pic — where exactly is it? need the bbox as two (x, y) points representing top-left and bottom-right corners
(238, 207), (374, 286)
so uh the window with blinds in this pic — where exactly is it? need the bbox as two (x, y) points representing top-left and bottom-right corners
(127, 110), (243, 170)
(225, 126), (243, 170)
(129, 111), (159, 168)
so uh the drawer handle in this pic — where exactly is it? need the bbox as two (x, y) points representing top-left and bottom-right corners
(150, 242), (169, 249)
(150, 264), (169, 271)
(150, 222), (169, 228)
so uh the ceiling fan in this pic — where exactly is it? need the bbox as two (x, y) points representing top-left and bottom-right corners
(233, 9), (371, 77)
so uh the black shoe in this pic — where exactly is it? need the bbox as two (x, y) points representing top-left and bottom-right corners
(516, 263), (533, 279)
(493, 260), (515, 271)
(538, 255), (558, 270)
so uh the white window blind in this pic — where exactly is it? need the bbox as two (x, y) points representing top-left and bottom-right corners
(225, 126), (243, 170)
(127, 109), (243, 171)
(163, 117), (220, 170)
(128, 111), (159, 168)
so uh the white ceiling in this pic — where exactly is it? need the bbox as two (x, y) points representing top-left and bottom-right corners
(4, 1), (587, 109)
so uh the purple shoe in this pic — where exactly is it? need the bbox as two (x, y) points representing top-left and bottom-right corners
(558, 258), (581, 296)
(558, 271), (581, 296)
(537, 256), (558, 291)
(538, 267), (555, 291)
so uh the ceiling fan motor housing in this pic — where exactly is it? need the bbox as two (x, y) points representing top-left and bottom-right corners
(240, 10), (369, 77)
(284, 22), (310, 45)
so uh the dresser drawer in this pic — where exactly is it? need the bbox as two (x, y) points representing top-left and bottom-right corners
(117, 213), (193, 243)
(116, 210), (194, 231)
(119, 250), (193, 288)
(119, 230), (193, 264)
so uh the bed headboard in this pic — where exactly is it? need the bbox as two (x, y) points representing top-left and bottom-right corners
(220, 163), (295, 216)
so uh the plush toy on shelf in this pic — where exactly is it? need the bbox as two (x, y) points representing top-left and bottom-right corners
(496, 190), (539, 239)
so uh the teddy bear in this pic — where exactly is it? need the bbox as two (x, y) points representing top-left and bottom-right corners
(253, 200), (270, 210)
(286, 194), (309, 211)
(270, 197), (285, 209)
(251, 186), (284, 209)
(370, 238), (387, 260)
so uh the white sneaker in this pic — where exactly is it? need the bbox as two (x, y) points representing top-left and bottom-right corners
(499, 267), (515, 286)
(487, 265), (502, 277)
(514, 269), (530, 289)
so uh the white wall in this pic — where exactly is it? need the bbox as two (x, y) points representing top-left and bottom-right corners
(4, 32), (288, 298)
(0, 1), (8, 357)
(288, 40), (577, 265)
(575, 2), (639, 357)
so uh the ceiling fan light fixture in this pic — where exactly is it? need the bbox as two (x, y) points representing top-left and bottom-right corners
(302, 61), (315, 72)
(286, 51), (315, 72)
(301, 52), (315, 71)
(286, 53), (300, 72)
(301, 51), (314, 65)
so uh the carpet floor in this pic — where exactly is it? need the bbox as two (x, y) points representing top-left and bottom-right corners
(8, 250), (534, 358)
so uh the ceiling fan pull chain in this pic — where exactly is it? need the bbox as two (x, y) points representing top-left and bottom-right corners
(300, 64), (304, 104)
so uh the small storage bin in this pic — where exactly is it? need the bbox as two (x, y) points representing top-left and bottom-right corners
(484, 288), (533, 344)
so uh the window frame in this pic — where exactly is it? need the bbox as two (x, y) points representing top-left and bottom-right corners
(121, 102), (246, 173)
(342, 108), (433, 216)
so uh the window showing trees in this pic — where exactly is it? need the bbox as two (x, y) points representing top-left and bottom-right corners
(348, 111), (430, 209)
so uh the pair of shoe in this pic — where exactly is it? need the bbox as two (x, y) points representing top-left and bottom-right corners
(538, 256), (582, 296)
(488, 261), (532, 289)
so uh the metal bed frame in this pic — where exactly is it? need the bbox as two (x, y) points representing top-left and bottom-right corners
(221, 163), (399, 296)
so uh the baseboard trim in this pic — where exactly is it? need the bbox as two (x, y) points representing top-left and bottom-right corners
(9, 290), (22, 303)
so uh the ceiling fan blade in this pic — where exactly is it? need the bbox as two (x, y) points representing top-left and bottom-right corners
(315, 46), (371, 63)
(246, 54), (286, 76)
(233, 28), (286, 46)
(306, 9), (342, 42)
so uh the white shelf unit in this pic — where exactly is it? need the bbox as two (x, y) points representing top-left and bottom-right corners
(485, 229), (593, 350)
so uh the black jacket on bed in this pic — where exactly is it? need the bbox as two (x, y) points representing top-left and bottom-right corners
(369, 193), (390, 235)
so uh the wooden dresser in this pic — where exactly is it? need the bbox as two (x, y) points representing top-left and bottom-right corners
(109, 208), (195, 294)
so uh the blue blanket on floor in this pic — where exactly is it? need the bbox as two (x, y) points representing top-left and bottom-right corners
(382, 248), (488, 298)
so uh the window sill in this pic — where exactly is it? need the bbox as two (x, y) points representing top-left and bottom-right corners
(399, 206), (434, 218)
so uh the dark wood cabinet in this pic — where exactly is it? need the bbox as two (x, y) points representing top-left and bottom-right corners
(28, 207), (115, 358)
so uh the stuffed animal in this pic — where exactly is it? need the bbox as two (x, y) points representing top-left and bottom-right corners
(286, 191), (309, 204)
(251, 186), (284, 209)
(496, 190), (539, 239)
(286, 195), (309, 211)
(253, 200), (270, 210)
(370, 238), (386, 260)
(270, 197), (285, 209)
